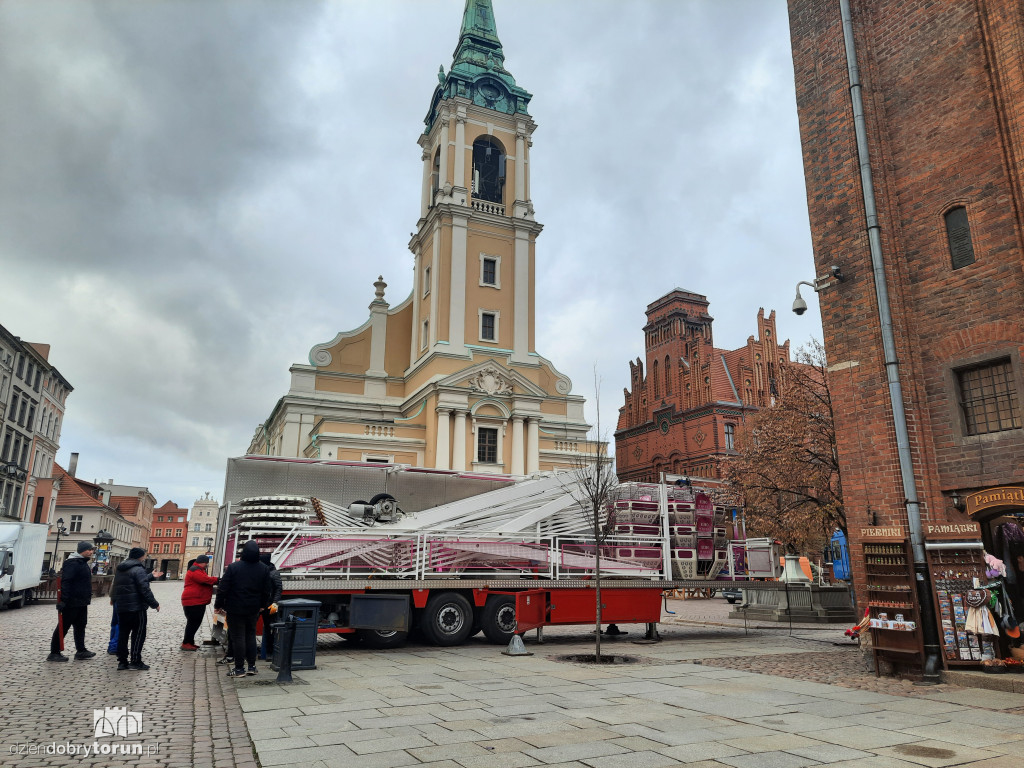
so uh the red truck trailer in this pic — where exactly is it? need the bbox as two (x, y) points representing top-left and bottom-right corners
(215, 456), (765, 648)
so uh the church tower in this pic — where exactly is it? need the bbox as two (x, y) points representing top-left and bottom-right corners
(249, 0), (594, 474)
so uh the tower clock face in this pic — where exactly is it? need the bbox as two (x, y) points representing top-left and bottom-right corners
(479, 83), (500, 100)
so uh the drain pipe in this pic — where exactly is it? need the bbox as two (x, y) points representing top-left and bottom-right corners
(838, 0), (940, 683)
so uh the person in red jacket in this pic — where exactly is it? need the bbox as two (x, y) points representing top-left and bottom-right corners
(180, 555), (218, 650)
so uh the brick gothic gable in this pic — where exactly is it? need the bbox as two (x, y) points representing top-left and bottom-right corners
(614, 289), (792, 483)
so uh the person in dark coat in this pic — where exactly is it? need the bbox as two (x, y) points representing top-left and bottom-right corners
(214, 541), (272, 677)
(48, 541), (96, 661)
(180, 555), (218, 650)
(111, 547), (160, 671)
(258, 553), (284, 658)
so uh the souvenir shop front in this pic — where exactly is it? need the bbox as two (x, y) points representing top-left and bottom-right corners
(926, 486), (1024, 672)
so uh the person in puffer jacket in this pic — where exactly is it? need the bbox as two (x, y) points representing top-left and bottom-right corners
(181, 555), (218, 650)
(214, 541), (272, 677)
(111, 547), (160, 671)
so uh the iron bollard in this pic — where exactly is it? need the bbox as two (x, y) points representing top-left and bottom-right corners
(275, 617), (297, 683)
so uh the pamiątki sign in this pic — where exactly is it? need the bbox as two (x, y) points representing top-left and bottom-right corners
(923, 522), (981, 540)
(966, 486), (1024, 519)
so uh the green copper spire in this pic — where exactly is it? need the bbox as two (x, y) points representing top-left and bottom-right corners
(425, 0), (532, 132)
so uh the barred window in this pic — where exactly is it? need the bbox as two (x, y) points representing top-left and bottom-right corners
(958, 359), (1021, 435)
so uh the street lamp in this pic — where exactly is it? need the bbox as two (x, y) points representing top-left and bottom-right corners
(51, 517), (67, 573)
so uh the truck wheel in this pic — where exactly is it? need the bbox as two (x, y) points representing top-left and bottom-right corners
(420, 592), (473, 646)
(10, 591), (24, 609)
(480, 595), (517, 644)
(357, 628), (408, 649)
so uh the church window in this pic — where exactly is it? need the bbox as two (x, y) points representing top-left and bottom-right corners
(423, 266), (431, 296)
(957, 358), (1020, 435)
(477, 427), (498, 463)
(479, 310), (498, 342)
(665, 356), (672, 395)
(652, 360), (660, 398)
(945, 206), (975, 269)
(421, 320), (429, 350)
(481, 255), (498, 287)
(725, 423), (735, 451)
(430, 149), (440, 205)
(472, 137), (505, 204)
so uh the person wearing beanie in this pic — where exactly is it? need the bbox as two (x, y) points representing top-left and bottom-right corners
(214, 541), (273, 677)
(111, 547), (160, 671)
(180, 555), (218, 650)
(47, 541), (96, 662)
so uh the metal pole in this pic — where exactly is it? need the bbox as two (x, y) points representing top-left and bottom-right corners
(275, 616), (297, 684)
(837, 0), (940, 683)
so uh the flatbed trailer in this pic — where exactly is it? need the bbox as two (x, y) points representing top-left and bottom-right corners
(217, 456), (772, 648)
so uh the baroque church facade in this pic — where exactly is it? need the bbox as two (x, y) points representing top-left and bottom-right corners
(248, 1), (593, 474)
(615, 289), (792, 483)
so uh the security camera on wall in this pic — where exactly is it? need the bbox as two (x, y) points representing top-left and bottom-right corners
(792, 294), (808, 315)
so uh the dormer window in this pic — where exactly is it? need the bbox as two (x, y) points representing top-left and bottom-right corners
(472, 137), (505, 203)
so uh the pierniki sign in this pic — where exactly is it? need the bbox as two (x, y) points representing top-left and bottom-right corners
(860, 526), (905, 539)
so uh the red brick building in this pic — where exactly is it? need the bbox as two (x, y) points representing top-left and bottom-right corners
(789, 0), (1024, 619)
(150, 501), (188, 579)
(615, 289), (792, 483)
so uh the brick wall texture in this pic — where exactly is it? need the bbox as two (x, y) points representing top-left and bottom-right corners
(788, 0), (1024, 606)
(614, 289), (790, 483)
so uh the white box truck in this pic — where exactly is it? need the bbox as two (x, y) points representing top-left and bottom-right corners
(0, 521), (49, 609)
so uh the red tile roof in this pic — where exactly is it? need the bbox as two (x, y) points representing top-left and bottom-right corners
(111, 496), (140, 517)
(53, 465), (107, 508)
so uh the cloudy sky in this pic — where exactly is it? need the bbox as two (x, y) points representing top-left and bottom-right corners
(0, 0), (822, 510)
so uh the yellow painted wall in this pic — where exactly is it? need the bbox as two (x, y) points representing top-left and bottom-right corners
(319, 331), (371, 375)
(315, 375), (364, 395)
(386, 300), (413, 376)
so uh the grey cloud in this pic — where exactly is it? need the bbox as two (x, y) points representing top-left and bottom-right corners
(1, 0), (821, 505)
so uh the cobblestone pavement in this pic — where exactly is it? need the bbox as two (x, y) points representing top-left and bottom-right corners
(0, 582), (255, 768)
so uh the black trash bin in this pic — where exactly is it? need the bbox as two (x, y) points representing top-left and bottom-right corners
(271, 598), (321, 671)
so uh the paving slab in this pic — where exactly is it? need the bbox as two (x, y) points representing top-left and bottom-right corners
(895, 723), (1023, 748)
(717, 750), (821, 768)
(870, 740), (1002, 767)
(802, 725), (922, 750)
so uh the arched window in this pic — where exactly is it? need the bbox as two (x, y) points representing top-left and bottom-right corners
(665, 356), (672, 395)
(472, 137), (505, 203)
(945, 206), (975, 269)
(653, 359), (660, 399)
(430, 149), (440, 205)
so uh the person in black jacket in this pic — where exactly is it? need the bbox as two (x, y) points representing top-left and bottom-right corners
(111, 547), (160, 671)
(214, 541), (272, 677)
(48, 541), (96, 662)
(258, 553), (284, 658)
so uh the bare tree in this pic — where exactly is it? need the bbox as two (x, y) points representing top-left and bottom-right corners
(728, 339), (844, 556)
(565, 373), (618, 661)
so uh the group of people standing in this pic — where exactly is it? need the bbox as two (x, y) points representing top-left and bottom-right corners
(47, 539), (282, 678)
